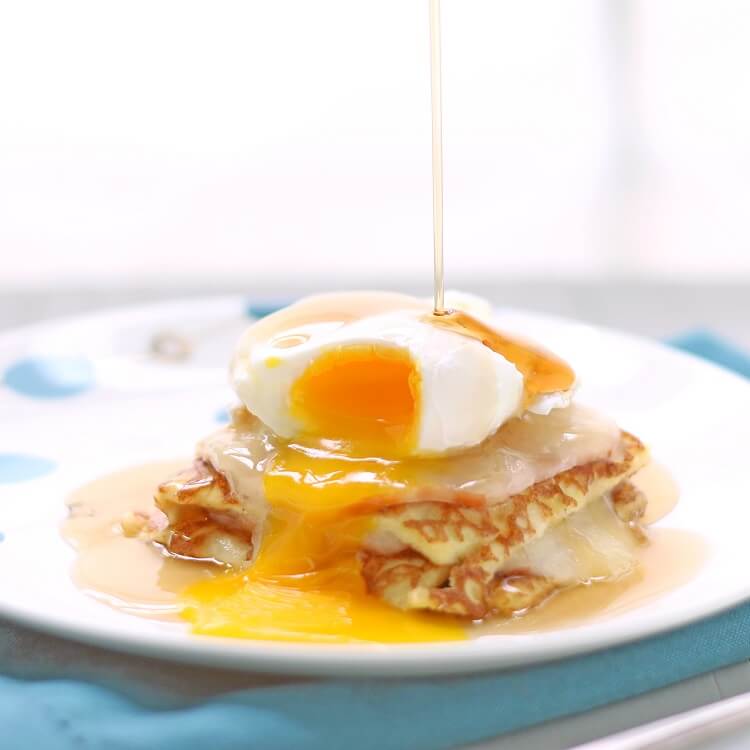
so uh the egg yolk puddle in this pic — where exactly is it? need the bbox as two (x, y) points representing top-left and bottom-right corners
(289, 344), (420, 457)
(181, 458), (466, 644)
(428, 310), (576, 407)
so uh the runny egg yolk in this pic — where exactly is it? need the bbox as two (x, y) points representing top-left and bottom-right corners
(182, 483), (465, 643)
(289, 344), (420, 457)
(182, 431), (464, 643)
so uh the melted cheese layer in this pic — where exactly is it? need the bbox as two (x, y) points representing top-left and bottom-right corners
(200, 403), (621, 516)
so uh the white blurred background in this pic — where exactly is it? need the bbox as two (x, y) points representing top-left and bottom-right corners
(1, 0), (750, 300)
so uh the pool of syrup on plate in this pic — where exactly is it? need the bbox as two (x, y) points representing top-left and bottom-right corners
(61, 459), (705, 637)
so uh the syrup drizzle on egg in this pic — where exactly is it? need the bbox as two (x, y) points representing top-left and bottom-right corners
(426, 309), (576, 409)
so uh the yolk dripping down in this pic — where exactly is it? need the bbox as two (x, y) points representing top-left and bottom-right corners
(182, 482), (465, 643)
(182, 345), (463, 643)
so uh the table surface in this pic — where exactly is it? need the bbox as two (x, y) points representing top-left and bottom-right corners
(3, 282), (750, 750)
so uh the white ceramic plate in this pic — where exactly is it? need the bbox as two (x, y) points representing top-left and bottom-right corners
(1, 296), (749, 677)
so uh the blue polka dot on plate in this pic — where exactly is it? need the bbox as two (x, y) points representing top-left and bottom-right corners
(0, 532), (5, 543)
(3, 356), (95, 398)
(215, 407), (230, 423)
(245, 301), (287, 319)
(0, 453), (57, 483)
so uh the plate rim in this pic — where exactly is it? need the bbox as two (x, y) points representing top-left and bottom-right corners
(1, 294), (749, 677)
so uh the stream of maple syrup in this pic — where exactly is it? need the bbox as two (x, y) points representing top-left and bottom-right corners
(424, 1), (576, 403)
(429, 0), (446, 315)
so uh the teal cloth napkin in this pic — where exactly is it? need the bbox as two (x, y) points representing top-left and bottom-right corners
(2, 331), (749, 750)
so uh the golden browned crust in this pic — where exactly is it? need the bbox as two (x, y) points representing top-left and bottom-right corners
(611, 477), (648, 523)
(481, 431), (647, 562)
(365, 431), (648, 569)
(155, 459), (239, 509)
(151, 459), (255, 565)
(360, 551), (451, 610)
(485, 572), (559, 616)
(369, 502), (496, 566)
(362, 432), (649, 618)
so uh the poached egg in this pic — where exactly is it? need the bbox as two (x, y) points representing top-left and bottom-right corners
(231, 291), (576, 457)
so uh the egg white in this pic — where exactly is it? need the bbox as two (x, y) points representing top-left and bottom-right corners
(231, 310), (525, 456)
